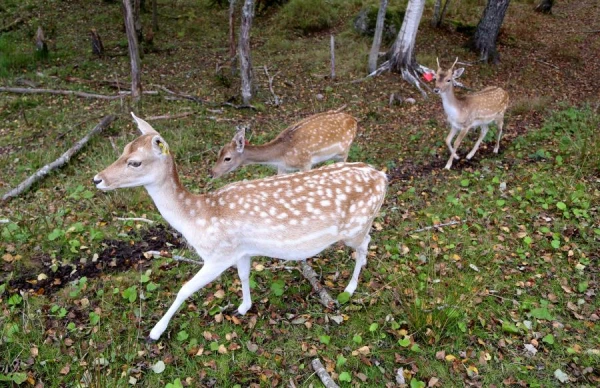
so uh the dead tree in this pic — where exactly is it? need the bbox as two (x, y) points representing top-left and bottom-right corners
(123, 0), (143, 102)
(239, 0), (255, 106)
(535, 0), (554, 14)
(387, 0), (427, 96)
(431, 0), (451, 27)
(472, 0), (511, 63)
(152, 0), (159, 31)
(35, 26), (49, 60)
(368, 0), (388, 74)
(90, 29), (104, 56)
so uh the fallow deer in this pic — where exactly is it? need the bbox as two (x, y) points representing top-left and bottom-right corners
(93, 113), (387, 340)
(433, 58), (509, 170)
(210, 110), (357, 178)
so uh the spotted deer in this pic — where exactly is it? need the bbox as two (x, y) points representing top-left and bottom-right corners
(433, 57), (509, 170)
(210, 110), (357, 178)
(93, 113), (387, 340)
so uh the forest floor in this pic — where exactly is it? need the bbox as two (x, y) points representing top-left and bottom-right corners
(1, 0), (599, 387)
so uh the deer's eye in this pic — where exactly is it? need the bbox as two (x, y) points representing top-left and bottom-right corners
(128, 161), (142, 168)
(224, 157), (232, 162)
(446, 79), (451, 83)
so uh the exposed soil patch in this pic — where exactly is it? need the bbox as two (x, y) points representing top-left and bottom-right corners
(7, 225), (184, 295)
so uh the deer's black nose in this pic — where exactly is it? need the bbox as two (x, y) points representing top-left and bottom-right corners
(93, 177), (102, 185)
(433, 88), (440, 94)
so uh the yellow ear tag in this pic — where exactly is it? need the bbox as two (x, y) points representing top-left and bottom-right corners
(159, 142), (169, 155)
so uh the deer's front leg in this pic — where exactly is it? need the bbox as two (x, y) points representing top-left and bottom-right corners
(445, 126), (460, 160)
(149, 261), (230, 340)
(236, 256), (253, 315)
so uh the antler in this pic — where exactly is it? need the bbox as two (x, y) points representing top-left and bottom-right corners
(436, 57), (441, 70)
(450, 57), (459, 70)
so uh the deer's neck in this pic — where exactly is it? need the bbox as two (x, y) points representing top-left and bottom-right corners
(144, 160), (207, 239)
(440, 86), (466, 123)
(242, 141), (287, 167)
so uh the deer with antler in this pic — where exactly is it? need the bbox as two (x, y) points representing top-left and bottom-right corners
(93, 113), (387, 340)
(210, 109), (357, 178)
(433, 57), (509, 170)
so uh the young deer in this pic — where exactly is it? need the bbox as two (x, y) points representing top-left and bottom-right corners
(210, 110), (357, 178)
(93, 113), (387, 340)
(433, 57), (509, 170)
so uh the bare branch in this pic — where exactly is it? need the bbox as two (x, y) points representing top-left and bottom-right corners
(408, 220), (466, 234)
(115, 217), (155, 224)
(144, 250), (204, 265)
(300, 261), (337, 310)
(311, 358), (340, 388)
(0, 87), (125, 100)
(263, 65), (281, 106)
(2, 115), (117, 202)
(144, 112), (194, 121)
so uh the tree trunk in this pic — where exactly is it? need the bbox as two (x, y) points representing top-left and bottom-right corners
(133, 0), (143, 43)
(431, 0), (451, 27)
(472, 0), (511, 64)
(535, 0), (554, 14)
(123, 0), (143, 103)
(330, 34), (335, 79)
(388, 0), (426, 96)
(229, 0), (237, 73)
(239, 0), (255, 106)
(152, 0), (158, 31)
(368, 0), (389, 73)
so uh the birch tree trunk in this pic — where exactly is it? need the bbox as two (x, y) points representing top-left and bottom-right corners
(368, 0), (389, 73)
(133, 0), (143, 42)
(239, 0), (255, 106)
(123, 0), (142, 103)
(431, 0), (451, 27)
(388, 0), (426, 95)
(472, 0), (511, 63)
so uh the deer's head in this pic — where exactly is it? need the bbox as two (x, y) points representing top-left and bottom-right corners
(93, 113), (173, 190)
(210, 125), (248, 179)
(433, 57), (464, 95)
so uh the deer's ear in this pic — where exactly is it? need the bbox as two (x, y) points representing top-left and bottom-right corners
(233, 126), (246, 153)
(131, 112), (159, 135)
(452, 68), (465, 79)
(151, 135), (170, 157)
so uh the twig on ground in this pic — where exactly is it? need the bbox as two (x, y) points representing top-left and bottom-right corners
(408, 219), (466, 234)
(534, 59), (559, 69)
(0, 87), (125, 100)
(144, 250), (203, 265)
(0, 17), (25, 33)
(263, 65), (281, 106)
(115, 217), (155, 224)
(311, 358), (340, 388)
(1, 115), (117, 202)
(300, 261), (337, 310)
(144, 112), (194, 121)
(0, 219), (10, 224)
(151, 84), (208, 104)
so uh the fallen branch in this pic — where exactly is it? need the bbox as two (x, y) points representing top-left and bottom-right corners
(534, 58), (559, 70)
(0, 17), (25, 33)
(144, 112), (194, 121)
(1, 115), (117, 202)
(0, 87), (125, 100)
(408, 220), (466, 234)
(0, 219), (10, 224)
(116, 217), (155, 224)
(311, 358), (340, 388)
(300, 261), (337, 310)
(263, 65), (281, 106)
(144, 250), (203, 265)
(152, 84), (208, 104)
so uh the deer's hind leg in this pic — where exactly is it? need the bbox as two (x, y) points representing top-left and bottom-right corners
(343, 233), (371, 295)
(493, 115), (505, 154)
(467, 124), (489, 160)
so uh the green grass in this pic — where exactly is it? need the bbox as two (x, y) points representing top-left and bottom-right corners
(1, 0), (600, 386)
